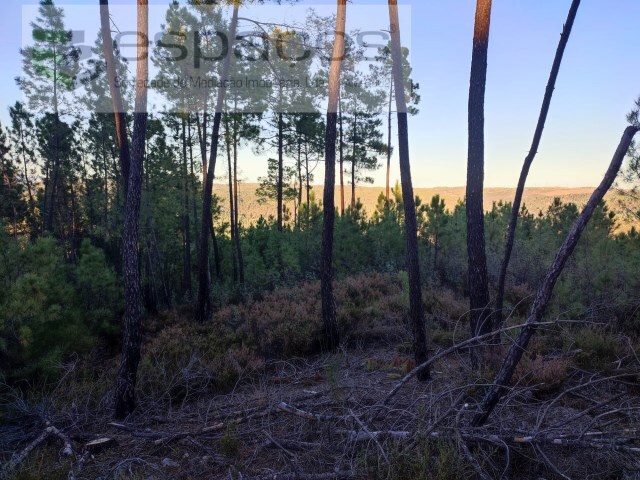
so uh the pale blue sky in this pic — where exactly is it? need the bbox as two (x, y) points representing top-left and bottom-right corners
(1, 0), (639, 187)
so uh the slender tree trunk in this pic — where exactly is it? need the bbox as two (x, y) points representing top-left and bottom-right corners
(351, 112), (357, 212)
(232, 115), (244, 284)
(339, 96), (345, 216)
(277, 108), (284, 231)
(494, 0), (581, 329)
(224, 115), (238, 283)
(320, 0), (347, 350)
(466, 0), (492, 360)
(305, 146), (310, 213)
(114, 0), (148, 420)
(197, 2), (239, 321)
(389, 0), (429, 380)
(46, 127), (60, 234)
(188, 115), (200, 248)
(297, 138), (303, 226)
(386, 81), (393, 200)
(181, 116), (192, 297)
(101, 120), (110, 232)
(19, 127), (34, 206)
(473, 126), (639, 427)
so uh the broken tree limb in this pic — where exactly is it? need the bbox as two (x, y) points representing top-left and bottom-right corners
(1, 425), (74, 480)
(1, 429), (51, 479)
(275, 401), (339, 422)
(348, 409), (389, 465)
(472, 125), (640, 427)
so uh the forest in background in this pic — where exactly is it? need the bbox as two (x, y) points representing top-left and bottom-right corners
(1, 0), (640, 478)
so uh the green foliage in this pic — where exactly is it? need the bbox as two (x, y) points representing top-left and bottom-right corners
(0, 237), (120, 380)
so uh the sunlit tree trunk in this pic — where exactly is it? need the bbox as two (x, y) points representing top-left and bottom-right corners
(388, 0), (429, 380)
(99, 0), (131, 196)
(320, 0), (347, 350)
(466, 0), (492, 364)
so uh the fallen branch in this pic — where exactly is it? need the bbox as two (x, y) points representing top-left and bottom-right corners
(1, 424), (74, 480)
(241, 470), (355, 480)
(275, 401), (340, 422)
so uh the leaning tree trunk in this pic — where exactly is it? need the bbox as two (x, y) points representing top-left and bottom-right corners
(466, 0), (492, 360)
(197, 2), (239, 321)
(472, 125), (639, 427)
(494, 0), (581, 328)
(320, 0), (347, 350)
(388, 0), (429, 380)
(114, 0), (149, 420)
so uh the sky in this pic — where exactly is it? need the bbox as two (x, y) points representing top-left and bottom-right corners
(1, 0), (639, 188)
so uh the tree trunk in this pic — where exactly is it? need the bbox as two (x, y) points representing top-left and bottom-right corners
(181, 116), (192, 298)
(386, 81), (393, 200)
(297, 138), (303, 226)
(187, 115), (200, 248)
(114, 0), (148, 420)
(351, 111), (357, 212)
(494, 0), (581, 328)
(388, 0), (429, 380)
(320, 0), (346, 351)
(224, 115), (238, 283)
(466, 0), (492, 359)
(277, 108), (284, 231)
(339, 97), (345, 216)
(472, 125), (639, 427)
(233, 114), (244, 284)
(197, 2), (239, 321)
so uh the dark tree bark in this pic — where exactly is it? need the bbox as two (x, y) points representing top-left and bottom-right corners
(339, 96), (345, 215)
(113, 0), (149, 420)
(350, 111), (356, 211)
(466, 0), (492, 354)
(233, 113), (244, 284)
(472, 126), (639, 427)
(494, 0), (581, 328)
(320, 0), (347, 350)
(277, 108), (284, 231)
(224, 115), (238, 283)
(197, 3), (239, 321)
(388, 0), (429, 380)
(181, 116), (192, 297)
(99, 0), (131, 196)
(187, 115), (200, 249)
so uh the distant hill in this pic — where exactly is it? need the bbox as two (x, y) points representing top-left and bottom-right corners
(212, 183), (639, 231)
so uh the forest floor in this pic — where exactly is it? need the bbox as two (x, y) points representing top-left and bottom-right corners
(2, 275), (640, 479)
